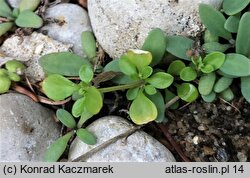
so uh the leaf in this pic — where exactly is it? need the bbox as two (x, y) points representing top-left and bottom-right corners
(217, 70), (237, 79)
(146, 91), (166, 123)
(76, 128), (97, 145)
(166, 36), (194, 60)
(8, 72), (21, 82)
(223, 0), (250, 15)
(198, 72), (216, 95)
(220, 53), (250, 77)
(199, 4), (232, 40)
(5, 60), (26, 73)
(40, 52), (91, 76)
(129, 92), (157, 125)
(123, 49), (152, 70)
(0, 22), (14, 37)
(42, 74), (78, 101)
(77, 108), (93, 128)
(219, 88), (234, 101)
(103, 59), (134, 84)
(15, 10), (43, 28)
(202, 42), (231, 54)
(19, 0), (40, 12)
(79, 64), (93, 83)
(180, 67), (197, 82)
(165, 89), (179, 109)
(201, 91), (216, 103)
(214, 76), (233, 93)
(236, 12), (250, 57)
(0, 76), (11, 94)
(44, 131), (74, 162)
(224, 15), (240, 33)
(0, 0), (13, 18)
(144, 85), (157, 95)
(142, 28), (166, 66)
(72, 97), (85, 117)
(202, 52), (226, 71)
(167, 60), (186, 76)
(126, 87), (140, 100)
(146, 72), (174, 89)
(201, 64), (214, 74)
(177, 83), (199, 102)
(56, 109), (76, 128)
(81, 31), (96, 59)
(140, 66), (153, 79)
(241, 76), (250, 103)
(204, 30), (219, 43)
(84, 86), (103, 115)
(119, 56), (138, 78)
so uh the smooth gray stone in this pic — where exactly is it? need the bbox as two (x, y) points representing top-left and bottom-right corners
(0, 93), (61, 162)
(69, 116), (176, 162)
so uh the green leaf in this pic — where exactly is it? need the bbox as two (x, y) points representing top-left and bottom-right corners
(144, 85), (157, 95)
(166, 36), (194, 60)
(180, 67), (197, 82)
(119, 56), (138, 77)
(220, 53), (250, 77)
(42, 74), (78, 101)
(76, 128), (97, 145)
(198, 72), (216, 95)
(224, 15), (240, 33)
(19, 0), (40, 11)
(201, 91), (216, 103)
(129, 92), (157, 125)
(236, 12), (250, 57)
(202, 52), (226, 71)
(217, 70), (237, 79)
(84, 86), (103, 115)
(5, 60), (26, 73)
(77, 108), (93, 128)
(223, 0), (250, 15)
(44, 131), (74, 162)
(0, 0), (13, 18)
(241, 76), (250, 103)
(204, 30), (219, 43)
(72, 97), (85, 118)
(140, 66), (153, 79)
(0, 76), (11, 94)
(167, 60), (186, 76)
(12, 8), (20, 18)
(146, 72), (174, 89)
(177, 83), (198, 102)
(103, 59), (134, 84)
(40, 52), (91, 76)
(199, 4), (232, 40)
(8, 72), (21, 82)
(142, 28), (166, 66)
(0, 22), (14, 37)
(146, 91), (165, 123)
(219, 88), (234, 101)
(81, 31), (96, 59)
(165, 89), (179, 110)
(56, 109), (76, 129)
(126, 87), (140, 100)
(15, 10), (43, 28)
(201, 64), (214, 74)
(202, 42), (231, 54)
(79, 64), (93, 83)
(214, 76), (233, 93)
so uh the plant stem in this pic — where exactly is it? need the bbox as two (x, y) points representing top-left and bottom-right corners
(98, 80), (144, 93)
(165, 96), (180, 109)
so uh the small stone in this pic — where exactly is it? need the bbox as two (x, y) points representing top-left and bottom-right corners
(198, 125), (206, 131)
(202, 146), (215, 156)
(40, 3), (92, 56)
(88, 0), (222, 58)
(216, 148), (229, 162)
(0, 32), (72, 81)
(7, 0), (22, 8)
(68, 116), (176, 162)
(0, 93), (60, 161)
(192, 136), (199, 145)
(237, 152), (247, 162)
(226, 106), (232, 111)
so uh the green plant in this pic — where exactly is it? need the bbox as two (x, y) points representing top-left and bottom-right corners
(0, 60), (25, 94)
(0, 0), (42, 37)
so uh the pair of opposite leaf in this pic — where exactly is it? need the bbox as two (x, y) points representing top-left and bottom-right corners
(0, 0), (42, 37)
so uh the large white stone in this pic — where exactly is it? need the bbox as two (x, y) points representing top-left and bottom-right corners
(40, 3), (92, 56)
(0, 32), (72, 81)
(0, 93), (61, 162)
(88, 0), (223, 58)
(69, 116), (176, 162)
(7, 0), (22, 8)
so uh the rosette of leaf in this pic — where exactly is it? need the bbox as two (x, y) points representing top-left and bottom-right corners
(199, 1), (250, 103)
(0, 0), (42, 37)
